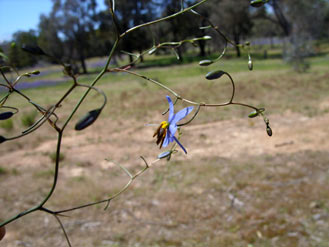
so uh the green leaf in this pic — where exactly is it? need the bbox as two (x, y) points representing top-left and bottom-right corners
(75, 109), (102, 131)
(205, 70), (225, 80)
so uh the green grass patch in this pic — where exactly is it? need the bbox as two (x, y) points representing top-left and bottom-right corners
(33, 169), (55, 178)
(0, 119), (14, 131)
(1, 50), (328, 125)
(46, 152), (65, 162)
(21, 110), (38, 127)
(0, 166), (7, 175)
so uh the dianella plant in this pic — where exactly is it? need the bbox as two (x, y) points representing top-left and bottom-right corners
(0, 0), (271, 246)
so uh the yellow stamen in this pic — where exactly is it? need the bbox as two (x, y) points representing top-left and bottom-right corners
(161, 121), (169, 129)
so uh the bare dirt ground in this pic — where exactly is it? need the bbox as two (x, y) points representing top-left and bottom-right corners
(1, 98), (329, 247)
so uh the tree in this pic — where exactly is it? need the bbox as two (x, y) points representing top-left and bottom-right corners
(153, 0), (208, 60)
(267, 0), (329, 39)
(38, 14), (64, 61)
(9, 30), (39, 68)
(209, 0), (252, 57)
(104, 0), (156, 63)
(265, 0), (329, 71)
(44, 0), (99, 74)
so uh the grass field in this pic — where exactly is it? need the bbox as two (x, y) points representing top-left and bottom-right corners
(1, 48), (329, 247)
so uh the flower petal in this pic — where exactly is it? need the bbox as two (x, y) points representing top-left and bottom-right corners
(171, 106), (194, 125)
(166, 95), (174, 122)
(172, 136), (187, 154)
(169, 124), (177, 138)
(162, 130), (171, 147)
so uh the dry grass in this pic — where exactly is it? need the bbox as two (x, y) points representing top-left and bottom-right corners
(1, 57), (329, 246)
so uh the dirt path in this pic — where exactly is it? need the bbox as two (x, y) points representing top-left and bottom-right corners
(2, 110), (329, 172)
(187, 111), (329, 159)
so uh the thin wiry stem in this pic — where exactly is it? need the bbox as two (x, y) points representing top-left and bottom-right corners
(120, 0), (209, 38)
(54, 156), (150, 214)
(61, 38), (120, 131)
(54, 214), (72, 247)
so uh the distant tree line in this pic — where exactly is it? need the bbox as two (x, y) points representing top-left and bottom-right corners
(1, 0), (329, 72)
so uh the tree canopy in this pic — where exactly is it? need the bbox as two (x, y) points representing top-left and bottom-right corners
(1, 0), (328, 69)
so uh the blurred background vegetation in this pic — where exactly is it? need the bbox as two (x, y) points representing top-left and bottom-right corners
(0, 0), (328, 72)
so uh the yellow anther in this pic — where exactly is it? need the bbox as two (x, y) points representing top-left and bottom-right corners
(161, 121), (169, 129)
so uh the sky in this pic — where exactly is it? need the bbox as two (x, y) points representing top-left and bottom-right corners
(0, 0), (107, 42)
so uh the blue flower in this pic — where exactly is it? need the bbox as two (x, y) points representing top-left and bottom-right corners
(153, 96), (193, 154)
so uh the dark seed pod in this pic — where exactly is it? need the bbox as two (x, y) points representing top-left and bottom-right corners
(199, 60), (213, 66)
(75, 109), (102, 131)
(21, 44), (46, 56)
(31, 70), (40, 75)
(250, 0), (268, 7)
(0, 135), (7, 144)
(205, 70), (225, 80)
(0, 111), (14, 120)
(248, 110), (258, 118)
(266, 126), (272, 136)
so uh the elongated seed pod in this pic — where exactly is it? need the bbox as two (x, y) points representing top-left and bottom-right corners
(75, 109), (102, 131)
(199, 60), (213, 66)
(0, 112), (14, 120)
(205, 70), (225, 80)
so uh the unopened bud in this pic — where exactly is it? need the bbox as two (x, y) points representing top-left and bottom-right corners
(205, 70), (225, 80)
(250, 0), (269, 8)
(199, 60), (213, 66)
(248, 59), (253, 71)
(266, 126), (272, 136)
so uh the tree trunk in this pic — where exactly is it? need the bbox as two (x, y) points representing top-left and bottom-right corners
(271, 0), (291, 36)
(198, 40), (206, 57)
(129, 55), (134, 63)
(233, 32), (241, 57)
(139, 50), (144, 63)
(198, 19), (207, 57)
(79, 53), (87, 74)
